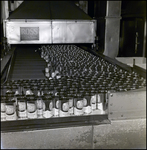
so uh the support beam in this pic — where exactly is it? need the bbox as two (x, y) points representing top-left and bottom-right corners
(103, 1), (121, 59)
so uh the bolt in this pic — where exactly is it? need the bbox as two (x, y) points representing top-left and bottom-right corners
(93, 140), (97, 143)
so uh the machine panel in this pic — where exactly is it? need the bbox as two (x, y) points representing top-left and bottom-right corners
(5, 20), (96, 44)
(52, 20), (95, 43)
(5, 21), (52, 44)
(108, 88), (146, 120)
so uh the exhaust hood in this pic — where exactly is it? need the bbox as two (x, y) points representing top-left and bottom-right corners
(5, 1), (96, 44)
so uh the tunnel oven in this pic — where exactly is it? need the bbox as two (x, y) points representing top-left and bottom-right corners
(1, 1), (146, 133)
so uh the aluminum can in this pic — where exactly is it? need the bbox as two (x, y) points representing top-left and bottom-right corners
(27, 96), (37, 119)
(6, 100), (17, 121)
(43, 95), (53, 118)
(1, 96), (6, 121)
(59, 96), (69, 117)
(68, 93), (74, 115)
(90, 90), (97, 111)
(74, 93), (84, 116)
(83, 92), (92, 114)
(17, 97), (27, 119)
(53, 94), (60, 117)
(97, 93), (104, 111)
(36, 95), (44, 118)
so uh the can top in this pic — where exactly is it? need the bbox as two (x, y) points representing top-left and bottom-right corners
(26, 95), (35, 100)
(35, 95), (44, 100)
(61, 96), (68, 102)
(17, 97), (26, 102)
(1, 96), (7, 102)
(44, 94), (52, 100)
(6, 100), (16, 105)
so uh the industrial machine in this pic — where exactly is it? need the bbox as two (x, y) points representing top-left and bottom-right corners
(1, 1), (146, 148)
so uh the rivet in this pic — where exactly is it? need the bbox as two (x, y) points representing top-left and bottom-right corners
(93, 140), (97, 143)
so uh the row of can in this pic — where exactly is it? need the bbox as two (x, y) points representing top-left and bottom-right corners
(1, 91), (107, 121)
(40, 45), (146, 90)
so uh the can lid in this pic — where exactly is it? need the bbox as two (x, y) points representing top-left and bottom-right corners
(17, 97), (26, 102)
(26, 95), (34, 99)
(44, 93), (52, 99)
(36, 95), (43, 99)
(1, 96), (7, 102)
(61, 96), (67, 102)
(6, 100), (16, 104)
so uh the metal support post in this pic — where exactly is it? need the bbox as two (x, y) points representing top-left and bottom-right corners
(103, 1), (122, 59)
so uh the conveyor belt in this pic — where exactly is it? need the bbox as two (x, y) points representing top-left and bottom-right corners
(8, 45), (46, 80)
(1, 44), (146, 132)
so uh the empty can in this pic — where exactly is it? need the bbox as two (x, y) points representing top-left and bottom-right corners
(59, 96), (69, 117)
(74, 93), (84, 116)
(6, 100), (17, 121)
(1, 96), (6, 121)
(90, 90), (97, 111)
(53, 94), (60, 117)
(68, 93), (74, 115)
(17, 97), (27, 119)
(43, 95), (53, 118)
(97, 93), (104, 111)
(36, 95), (43, 118)
(27, 96), (37, 119)
(83, 92), (92, 115)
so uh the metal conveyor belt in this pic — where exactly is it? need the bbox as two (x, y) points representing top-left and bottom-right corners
(8, 45), (46, 80)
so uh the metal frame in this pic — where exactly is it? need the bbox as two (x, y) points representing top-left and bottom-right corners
(108, 87), (146, 120)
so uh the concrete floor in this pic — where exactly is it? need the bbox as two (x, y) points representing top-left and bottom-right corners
(1, 118), (146, 149)
(93, 118), (146, 149)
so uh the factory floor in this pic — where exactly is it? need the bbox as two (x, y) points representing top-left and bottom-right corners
(1, 118), (146, 149)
